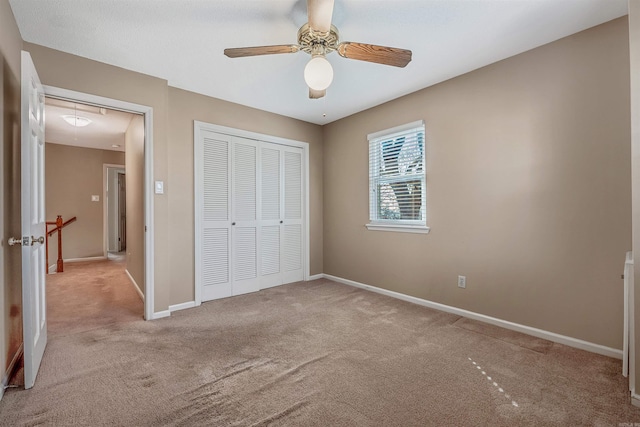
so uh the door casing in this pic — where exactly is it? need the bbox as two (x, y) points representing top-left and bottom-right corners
(44, 85), (155, 321)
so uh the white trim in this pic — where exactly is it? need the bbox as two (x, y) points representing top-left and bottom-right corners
(125, 269), (144, 301)
(632, 392), (640, 408)
(323, 273), (623, 360)
(193, 121), (311, 306)
(195, 122), (310, 149)
(169, 301), (197, 312)
(368, 120), (425, 141)
(0, 343), (23, 401)
(47, 257), (109, 273)
(624, 251), (633, 378)
(150, 310), (170, 320)
(143, 110), (155, 321)
(304, 141), (310, 282)
(44, 85), (154, 322)
(627, 251), (636, 394)
(47, 257), (107, 273)
(368, 120), (427, 229)
(193, 123), (203, 306)
(103, 163), (125, 256)
(365, 223), (430, 234)
(64, 256), (107, 263)
(307, 274), (324, 281)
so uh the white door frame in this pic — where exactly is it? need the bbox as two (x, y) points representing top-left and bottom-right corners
(44, 85), (155, 321)
(103, 164), (125, 256)
(194, 121), (310, 306)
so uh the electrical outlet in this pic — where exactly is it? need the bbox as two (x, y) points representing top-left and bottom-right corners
(458, 275), (466, 288)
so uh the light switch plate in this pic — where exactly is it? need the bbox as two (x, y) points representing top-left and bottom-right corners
(91, 195), (99, 202)
(155, 181), (164, 194)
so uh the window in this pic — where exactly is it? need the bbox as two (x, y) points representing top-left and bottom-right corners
(366, 120), (429, 234)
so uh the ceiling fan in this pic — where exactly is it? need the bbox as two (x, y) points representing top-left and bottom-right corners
(224, 0), (412, 99)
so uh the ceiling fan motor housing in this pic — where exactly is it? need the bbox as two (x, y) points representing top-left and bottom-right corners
(298, 23), (340, 56)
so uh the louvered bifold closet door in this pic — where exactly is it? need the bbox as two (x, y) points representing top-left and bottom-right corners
(260, 142), (283, 289)
(200, 131), (232, 301)
(282, 146), (304, 284)
(231, 137), (260, 296)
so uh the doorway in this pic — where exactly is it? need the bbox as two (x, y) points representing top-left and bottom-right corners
(105, 165), (126, 256)
(44, 97), (144, 329)
(43, 86), (154, 321)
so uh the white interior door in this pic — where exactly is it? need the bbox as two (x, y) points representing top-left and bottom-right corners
(21, 51), (47, 389)
(231, 138), (260, 295)
(199, 131), (232, 301)
(260, 143), (282, 289)
(282, 147), (304, 284)
(195, 125), (307, 303)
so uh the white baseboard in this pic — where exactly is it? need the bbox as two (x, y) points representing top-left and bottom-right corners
(150, 310), (170, 320)
(307, 274), (324, 281)
(632, 392), (640, 408)
(169, 301), (196, 312)
(323, 274), (623, 360)
(47, 256), (107, 274)
(125, 269), (144, 302)
(1, 343), (23, 401)
(65, 256), (107, 263)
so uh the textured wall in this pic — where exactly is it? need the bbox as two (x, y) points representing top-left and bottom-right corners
(323, 18), (631, 349)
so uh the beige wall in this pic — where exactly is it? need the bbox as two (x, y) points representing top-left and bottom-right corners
(167, 87), (323, 304)
(24, 42), (172, 312)
(629, 0), (640, 396)
(45, 143), (125, 265)
(323, 18), (631, 350)
(23, 43), (324, 312)
(0, 0), (22, 383)
(125, 115), (144, 295)
(2, 2), (633, 369)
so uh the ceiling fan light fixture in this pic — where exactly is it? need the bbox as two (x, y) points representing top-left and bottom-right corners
(304, 55), (333, 91)
(62, 114), (92, 127)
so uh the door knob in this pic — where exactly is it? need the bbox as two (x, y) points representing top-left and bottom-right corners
(31, 236), (45, 245)
(8, 237), (22, 246)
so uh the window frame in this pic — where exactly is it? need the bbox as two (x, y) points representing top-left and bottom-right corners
(366, 120), (429, 234)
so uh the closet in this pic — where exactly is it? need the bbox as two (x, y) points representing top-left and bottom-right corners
(195, 126), (305, 302)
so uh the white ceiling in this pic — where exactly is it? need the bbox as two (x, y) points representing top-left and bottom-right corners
(45, 98), (135, 152)
(11, 0), (628, 126)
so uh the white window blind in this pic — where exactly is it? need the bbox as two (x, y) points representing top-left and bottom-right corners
(367, 120), (428, 233)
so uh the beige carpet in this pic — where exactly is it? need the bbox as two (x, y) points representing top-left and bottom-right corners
(46, 256), (144, 336)
(1, 269), (638, 425)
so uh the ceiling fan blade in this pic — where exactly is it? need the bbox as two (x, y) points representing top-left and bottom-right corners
(309, 88), (326, 99)
(224, 45), (300, 58)
(337, 42), (412, 68)
(307, 0), (334, 33)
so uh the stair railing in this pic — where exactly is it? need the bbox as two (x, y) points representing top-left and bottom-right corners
(46, 215), (77, 273)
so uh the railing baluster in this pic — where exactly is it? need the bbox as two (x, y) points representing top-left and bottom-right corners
(56, 215), (63, 273)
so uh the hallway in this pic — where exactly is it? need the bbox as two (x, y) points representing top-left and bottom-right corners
(46, 256), (144, 337)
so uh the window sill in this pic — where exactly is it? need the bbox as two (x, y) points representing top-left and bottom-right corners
(365, 223), (430, 234)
